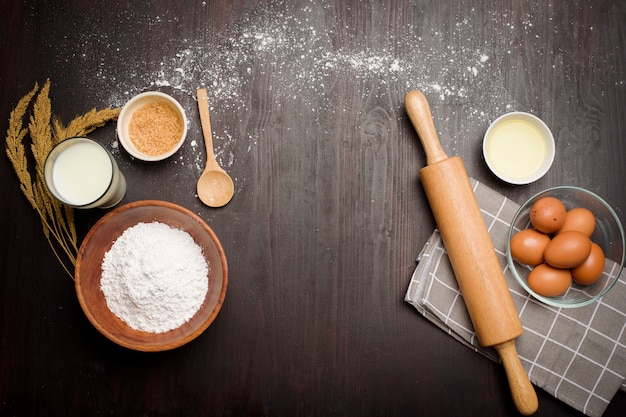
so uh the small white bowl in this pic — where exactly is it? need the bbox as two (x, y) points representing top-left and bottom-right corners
(483, 112), (555, 185)
(117, 91), (188, 161)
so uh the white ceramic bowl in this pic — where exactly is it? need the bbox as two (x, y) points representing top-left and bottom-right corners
(483, 112), (555, 185)
(117, 91), (188, 161)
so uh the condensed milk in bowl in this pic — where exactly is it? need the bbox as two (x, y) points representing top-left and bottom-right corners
(483, 112), (555, 185)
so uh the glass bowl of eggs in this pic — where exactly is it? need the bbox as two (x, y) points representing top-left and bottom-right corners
(507, 186), (625, 308)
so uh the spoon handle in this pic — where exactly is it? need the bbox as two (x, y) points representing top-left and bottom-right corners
(197, 88), (216, 163)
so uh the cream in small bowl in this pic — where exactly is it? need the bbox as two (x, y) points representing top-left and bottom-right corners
(117, 91), (187, 161)
(483, 112), (555, 185)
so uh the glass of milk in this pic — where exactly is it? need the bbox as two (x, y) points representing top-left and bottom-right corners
(44, 137), (126, 209)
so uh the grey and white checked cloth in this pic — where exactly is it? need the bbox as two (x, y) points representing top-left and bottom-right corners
(405, 179), (626, 417)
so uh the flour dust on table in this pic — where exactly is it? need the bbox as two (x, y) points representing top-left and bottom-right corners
(61, 1), (606, 188)
(82, 3), (543, 135)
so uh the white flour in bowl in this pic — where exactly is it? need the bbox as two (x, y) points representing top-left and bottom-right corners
(100, 221), (209, 333)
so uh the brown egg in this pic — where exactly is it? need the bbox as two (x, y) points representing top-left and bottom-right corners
(544, 230), (592, 268)
(528, 263), (572, 297)
(510, 229), (551, 265)
(572, 242), (606, 285)
(558, 207), (596, 237)
(530, 197), (567, 233)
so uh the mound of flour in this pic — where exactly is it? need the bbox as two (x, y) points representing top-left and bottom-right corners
(100, 221), (209, 333)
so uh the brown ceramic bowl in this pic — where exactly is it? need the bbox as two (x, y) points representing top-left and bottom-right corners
(75, 200), (227, 351)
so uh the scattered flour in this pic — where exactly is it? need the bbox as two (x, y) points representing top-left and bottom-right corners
(100, 222), (209, 334)
(86, 2), (512, 124)
(58, 1), (609, 179)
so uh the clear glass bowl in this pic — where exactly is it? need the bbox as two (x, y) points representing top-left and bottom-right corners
(507, 186), (625, 308)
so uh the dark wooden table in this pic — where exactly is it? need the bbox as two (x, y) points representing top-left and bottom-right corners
(1, 1), (624, 416)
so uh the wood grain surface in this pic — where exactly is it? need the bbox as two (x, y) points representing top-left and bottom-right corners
(1, 1), (624, 416)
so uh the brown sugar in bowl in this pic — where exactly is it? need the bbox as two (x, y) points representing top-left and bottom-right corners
(75, 200), (228, 351)
(117, 92), (188, 161)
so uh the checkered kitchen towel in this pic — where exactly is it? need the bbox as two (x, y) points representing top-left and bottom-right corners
(405, 179), (626, 417)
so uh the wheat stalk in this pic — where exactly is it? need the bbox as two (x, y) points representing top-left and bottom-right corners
(6, 83), (39, 208)
(29, 80), (53, 181)
(4, 80), (120, 280)
(54, 107), (121, 142)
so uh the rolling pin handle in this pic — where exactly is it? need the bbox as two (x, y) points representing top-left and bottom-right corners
(495, 340), (539, 416)
(404, 90), (448, 165)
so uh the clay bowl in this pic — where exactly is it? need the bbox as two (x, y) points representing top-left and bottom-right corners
(75, 200), (227, 351)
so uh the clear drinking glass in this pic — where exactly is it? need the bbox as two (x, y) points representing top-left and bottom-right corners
(44, 137), (126, 209)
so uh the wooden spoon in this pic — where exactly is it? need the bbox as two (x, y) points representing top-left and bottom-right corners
(196, 88), (234, 207)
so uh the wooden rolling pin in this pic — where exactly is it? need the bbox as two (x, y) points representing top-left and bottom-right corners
(405, 90), (538, 416)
